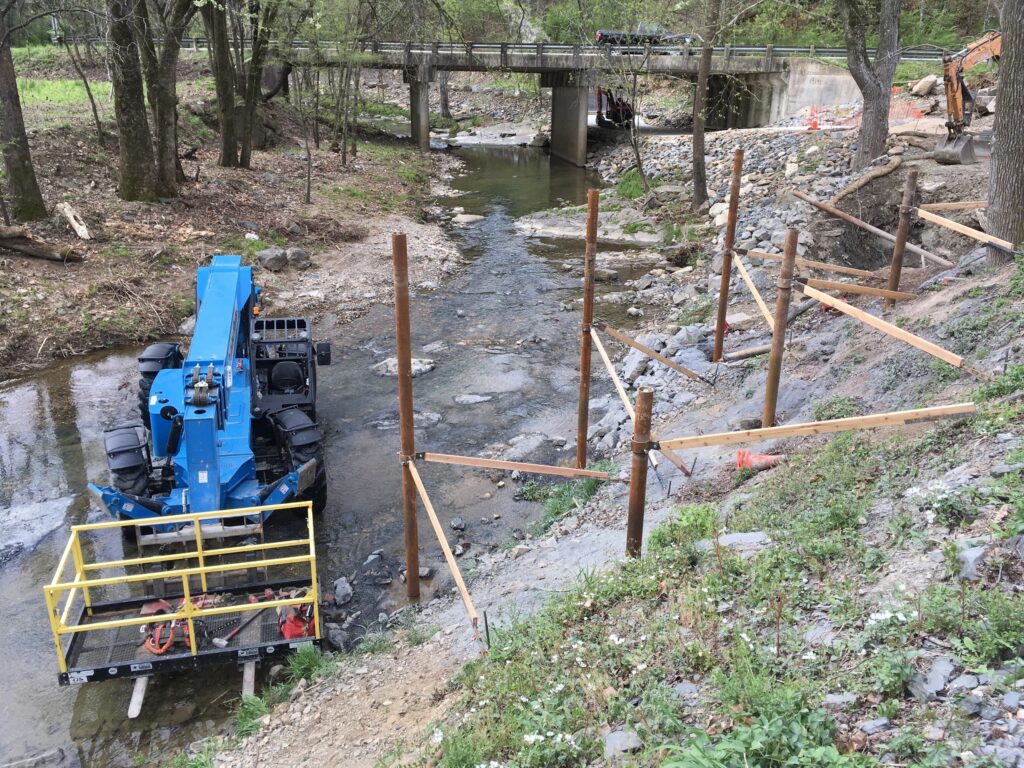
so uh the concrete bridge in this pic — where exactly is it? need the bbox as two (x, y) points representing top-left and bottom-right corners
(327, 42), (938, 165)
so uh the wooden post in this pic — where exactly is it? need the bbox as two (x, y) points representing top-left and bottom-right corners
(762, 229), (797, 428)
(575, 189), (599, 469)
(886, 169), (917, 310)
(392, 234), (420, 600)
(713, 148), (744, 362)
(626, 387), (653, 558)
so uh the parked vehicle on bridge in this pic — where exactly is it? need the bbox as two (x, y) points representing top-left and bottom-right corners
(595, 23), (694, 47)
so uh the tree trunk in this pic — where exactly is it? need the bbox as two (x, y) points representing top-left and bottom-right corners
(692, 0), (722, 210)
(0, 33), (46, 220)
(837, 0), (902, 169)
(989, 0), (1024, 265)
(134, 0), (195, 198)
(201, 3), (238, 167)
(107, 0), (156, 201)
(240, 0), (277, 168)
(438, 69), (452, 119)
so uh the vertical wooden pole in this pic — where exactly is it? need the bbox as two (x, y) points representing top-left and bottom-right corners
(886, 169), (918, 310)
(625, 386), (654, 558)
(392, 234), (420, 600)
(762, 229), (797, 428)
(712, 147), (744, 362)
(575, 189), (599, 469)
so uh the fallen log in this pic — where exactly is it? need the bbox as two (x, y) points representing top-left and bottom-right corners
(0, 226), (81, 262)
(55, 203), (91, 240)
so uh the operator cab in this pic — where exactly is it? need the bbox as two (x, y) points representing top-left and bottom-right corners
(251, 317), (331, 418)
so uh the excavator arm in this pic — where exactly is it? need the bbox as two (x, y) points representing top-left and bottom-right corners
(937, 31), (1001, 164)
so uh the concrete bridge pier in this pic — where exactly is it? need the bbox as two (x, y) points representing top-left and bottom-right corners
(404, 67), (433, 151)
(541, 71), (590, 167)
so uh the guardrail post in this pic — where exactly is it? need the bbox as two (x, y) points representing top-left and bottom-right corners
(500, 42), (508, 68)
(71, 532), (92, 613)
(44, 587), (68, 674)
(194, 524), (208, 594)
(181, 573), (198, 656)
(431, 41), (439, 56)
(765, 44), (773, 66)
(724, 44), (732, 59)
(392, 234), (420, 599)
(762, 229), (797, 428)
(886, 169), (917, 310)
(626, 387), (654, 557)
(713, 147), (745, 362)
(576, 189), (599, 469)
(536, 42), (542, 65)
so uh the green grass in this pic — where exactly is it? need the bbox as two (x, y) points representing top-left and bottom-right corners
(526, 461), (614, 536)
(234, 695), (269, 738)
(17, 78), (112, 106)
(676, 294), (715, 326)
(359, 631), (395, 655)
(616, 168), (656, 200)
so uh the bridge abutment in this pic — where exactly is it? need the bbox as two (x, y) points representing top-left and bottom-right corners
(404, 67), (433, 152)
(542, 71), (589, 167)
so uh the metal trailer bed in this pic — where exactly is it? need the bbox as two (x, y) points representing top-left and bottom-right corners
(44, 502), (322, 711)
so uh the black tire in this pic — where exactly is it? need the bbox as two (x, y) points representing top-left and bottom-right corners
(138, 375), (154, 428)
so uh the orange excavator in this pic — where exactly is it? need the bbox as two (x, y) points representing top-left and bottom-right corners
(936, 30), (1001, 165)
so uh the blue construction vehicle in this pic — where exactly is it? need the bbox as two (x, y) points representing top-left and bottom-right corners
(89, 254), (331, 527)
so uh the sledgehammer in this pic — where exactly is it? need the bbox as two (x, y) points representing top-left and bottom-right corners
(213, 590), (275, 648)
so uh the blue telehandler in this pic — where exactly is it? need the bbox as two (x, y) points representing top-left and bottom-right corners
(89, 254), (331, 527)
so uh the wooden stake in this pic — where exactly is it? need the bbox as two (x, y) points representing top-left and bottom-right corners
(128, 676), (149, 719)
(802, 277), (915, 302)
(590, 328), (691, 476)
(919, 200), (987, 212)
(658, 402), (976, 451)
(391, 234), (420, 600)
(916, 207), (1014, 250)
(733, 255), (774, 331)
(626, 387), (653, 557)
(763, 230), (796, 428)
(242, 661), (256, 698)
(407, 462), (479, 628)
(713, 148), (744, 362)
(887, 170), (917, 310)
(576, 189), (599, 469)
(739, 248), (875, 279)
(798, 283), (967, 369)
(596, 322), (704, 382)
(791, 190), (953, 268)
(421, 452), (611, 480)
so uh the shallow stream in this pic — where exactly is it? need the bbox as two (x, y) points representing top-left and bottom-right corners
(0, 145), (646, 766)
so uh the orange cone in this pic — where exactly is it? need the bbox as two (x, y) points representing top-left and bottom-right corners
(736, 450), (785, 471)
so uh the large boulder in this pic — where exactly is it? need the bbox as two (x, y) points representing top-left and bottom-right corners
(256, 246), (287, 271)
(911, 74), (940, 97)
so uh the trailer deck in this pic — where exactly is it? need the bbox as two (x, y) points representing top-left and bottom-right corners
(44, 502), (321, 700)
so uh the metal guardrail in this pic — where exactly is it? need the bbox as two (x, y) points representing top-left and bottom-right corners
(43, 500), (320, 677)
(55, 36), (947, 62)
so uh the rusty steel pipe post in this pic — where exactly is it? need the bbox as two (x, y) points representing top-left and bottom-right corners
(886, 169), (918, 310)
(712, 148), (745, 362)
(625, 387), (654, 558)
(575, 189), (599, 469)
(392, 234), (420, 600)
(762, 229), (797, 429)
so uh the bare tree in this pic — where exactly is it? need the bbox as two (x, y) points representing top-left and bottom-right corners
(837, 0), (902, 169)
(988, 0), (1024, 264)
(692, 0), (722, 209)
(201, 0), (238, 166)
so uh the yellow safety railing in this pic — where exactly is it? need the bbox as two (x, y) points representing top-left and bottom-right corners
(44, 501), (321, 675)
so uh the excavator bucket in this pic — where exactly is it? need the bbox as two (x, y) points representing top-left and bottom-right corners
(935, 134), (978, 165)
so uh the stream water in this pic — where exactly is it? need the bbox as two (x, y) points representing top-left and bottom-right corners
(0, 145), (642, 767)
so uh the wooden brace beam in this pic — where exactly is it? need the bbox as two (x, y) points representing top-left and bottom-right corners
(407, 461), (479, 628)
(594, 322), (704, 382)
(738, 248), (875, 279)
(916, 208), (1014, 251)
(733, 255), (775, 330)
(657, 403), (976, 451)
(919, 200), (987, 212)
(798, 283), (966, 369)
(421, 452), (611, 480)
(800, 278), (916, 302)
